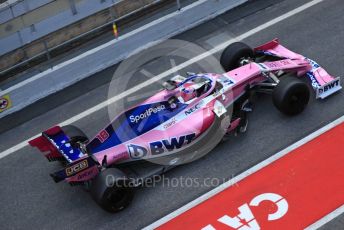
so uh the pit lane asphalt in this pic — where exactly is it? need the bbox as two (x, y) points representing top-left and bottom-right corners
(0, 0), (343, 229)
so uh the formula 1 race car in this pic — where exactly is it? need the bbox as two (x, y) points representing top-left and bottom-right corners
(29, 39), (341, 212)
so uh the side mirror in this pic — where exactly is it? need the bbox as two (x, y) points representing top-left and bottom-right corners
(163, 80), (177, 90)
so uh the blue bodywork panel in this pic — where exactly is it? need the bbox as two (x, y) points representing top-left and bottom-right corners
(87, 101), (187, 154)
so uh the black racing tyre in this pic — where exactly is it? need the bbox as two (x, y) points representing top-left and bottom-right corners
(90, 168), (134, 213)
(272, 75), (310, 115)
(61, 125), (88, 144)
(220, 42), (254, 72)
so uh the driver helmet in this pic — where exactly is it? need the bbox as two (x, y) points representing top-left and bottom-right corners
(180, 86), (196, 102)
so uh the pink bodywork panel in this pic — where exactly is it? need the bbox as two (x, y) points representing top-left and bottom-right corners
(255, 39), (338, 86)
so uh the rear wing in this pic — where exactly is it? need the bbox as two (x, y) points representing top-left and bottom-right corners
(29, 126), (99, 184)
(50, 156), (99, 184)
(29, 126), (86, 162)
(255, 39), (342, 99)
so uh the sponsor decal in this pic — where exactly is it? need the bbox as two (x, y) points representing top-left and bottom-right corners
(223, 79), (235, 86)
(203, 193), (288, 230)
(129, 104), (166, 123)
(265, 62), (278, 68)
(264, 60), (291, 69)
(0, 94), (12, 113)
(0, 98), (8, 110)
(127, 144), (148, 159)
(307, 72), (320, 88)
(185, 103), (201, 115)
(163, 117), (177, 129)
(77, 167), (97, 180)
(150, 133), (196, 155)
(318, 78), (340, 95)
(256, 63), (268, 70)
(65, 159), (88, 176)
(127, 133), (196, 159)
(219, 75), (236, 87)
(256, 50), (277, 57)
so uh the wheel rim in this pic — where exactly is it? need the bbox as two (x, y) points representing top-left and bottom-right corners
(106, 187), (130, 211)
(238, 57), (252, 66)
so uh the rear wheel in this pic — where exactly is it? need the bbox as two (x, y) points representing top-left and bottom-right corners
(220, 42), (254, 72)
(90, 168), (134, 212)
(272, 75), (310, 115)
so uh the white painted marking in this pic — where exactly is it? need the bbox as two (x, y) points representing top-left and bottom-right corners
(0, 0), (242, 95)
(143, 115), (344, 229)
(204, 33), (234, 48)
(0, 0), (324, 160)
(304, 205), (344, 230)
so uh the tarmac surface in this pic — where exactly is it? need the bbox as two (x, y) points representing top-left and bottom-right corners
(0, 0), (343, 229)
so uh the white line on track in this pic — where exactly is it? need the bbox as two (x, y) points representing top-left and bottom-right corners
(143, 115), (344, 230)
(1, 0), (247, 97)
(0, 0), (324, 160)
(305, 205), (344, 230)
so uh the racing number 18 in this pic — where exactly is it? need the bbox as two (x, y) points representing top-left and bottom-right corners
(97, 130), (109, 143)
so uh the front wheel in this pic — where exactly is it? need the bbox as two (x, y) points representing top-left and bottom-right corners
(220, 42), (254, 72)
(90, 168), (134, 212)
(272, 75), (310, 115)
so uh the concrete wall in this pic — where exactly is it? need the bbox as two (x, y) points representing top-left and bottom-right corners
(0, 0), (54, 23)
(0, 0), (123, 55)
(0, 0), (160, 72)
(0, 0), (247, 119)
